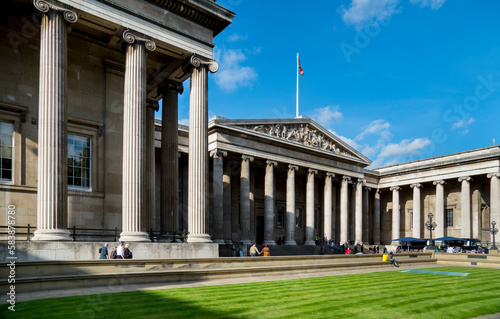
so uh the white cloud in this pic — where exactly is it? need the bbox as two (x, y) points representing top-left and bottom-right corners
(409, 0), (446, 9)
(330, 130), (360, 149)
(340, 0), (446, 29)
(214, 48), (258, 92)
(341, 0), (401, 30)
(355, 119), (392, 141)
(378, 137), (431, 158)
(227, 33), (248, 42)
(311, 105), (343, 128)
(178, 118), (189, 126)
(452, 117), (475, 136)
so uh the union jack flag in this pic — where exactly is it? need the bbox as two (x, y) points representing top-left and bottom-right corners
(298, 57), (304, 76)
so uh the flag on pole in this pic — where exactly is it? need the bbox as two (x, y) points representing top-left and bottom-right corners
(298, 56), (304, 76)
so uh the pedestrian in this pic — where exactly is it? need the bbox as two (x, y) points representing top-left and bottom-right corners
(110, 246), (118, 259)
(99, 242), (109, 259)
(262, 244), (270, 257)
(345, 247), (351, 254)
(249, 243), (260, 257)
(117, 241), (125, 259)
(124, 244), (133, 259)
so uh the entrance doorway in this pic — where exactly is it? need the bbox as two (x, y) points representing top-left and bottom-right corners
(256, 216), (264, 244)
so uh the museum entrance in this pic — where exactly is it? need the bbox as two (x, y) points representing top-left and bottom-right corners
(256, 216), (264, 244)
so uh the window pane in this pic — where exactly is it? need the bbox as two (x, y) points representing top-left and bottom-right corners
(0, 122), (13, 183)
(68, 134), (91, 190)
(1, 169), (11, 181)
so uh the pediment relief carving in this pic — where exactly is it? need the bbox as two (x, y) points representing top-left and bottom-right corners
(240, 123), (355, 158)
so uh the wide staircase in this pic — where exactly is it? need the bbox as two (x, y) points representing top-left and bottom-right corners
(1, 253), (435, 295)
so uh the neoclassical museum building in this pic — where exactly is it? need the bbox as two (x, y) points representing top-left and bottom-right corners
(1, 0), (499, 255)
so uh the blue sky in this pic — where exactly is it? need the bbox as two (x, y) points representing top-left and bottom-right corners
(156, 0), (500, 168)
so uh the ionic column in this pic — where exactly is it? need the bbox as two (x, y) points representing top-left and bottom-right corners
(390, 186), (401, 241)
(263, 160), (278, 245)
(487, 173), (500, 243)
(211, 149), (227, 244)
(458, 177), (472, 239)
(355, 179), (365, 244)
(323, 172), (335, 242)
(304, 169), (318, 245)
(410, 183), (422, 238)
(340, 176), (351, 244)
(363, 187), (370, 243)
(145, 100), (159, 234)
(240, 155), (254, 245)
(433, 180), (446, 239)
(223, 162), (232, 241)
(119, 30), (156, 242)
(159, 80), (183, 234)
(184, 55), (218, 243)
(285, 165), (298, 245)
(32, 0), (77, 241)
(373, 189), (381, 244)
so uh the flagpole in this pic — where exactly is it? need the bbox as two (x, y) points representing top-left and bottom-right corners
(296, 53), (299, 118)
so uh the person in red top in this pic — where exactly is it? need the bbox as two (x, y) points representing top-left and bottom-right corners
(345, 247), (351, 254)
(262, 244), (270, 257)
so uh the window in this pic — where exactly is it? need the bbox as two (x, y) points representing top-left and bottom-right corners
(295, 208), (303, 228)
(410, 211), (413, 230)
(0, 122), (13, 183)
(68, 134), (91, 190)
(445, 209), (453, 227)
(277, 206), (284, 228)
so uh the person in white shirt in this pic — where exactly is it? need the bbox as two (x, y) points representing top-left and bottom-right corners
(117, 241), (125, 259)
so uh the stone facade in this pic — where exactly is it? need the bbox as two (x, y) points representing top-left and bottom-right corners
(1, 0), (499, 255)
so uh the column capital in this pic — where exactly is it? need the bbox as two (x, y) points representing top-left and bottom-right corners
(410, 183), (422, 189)
(458, 176), (472, 183)
(365, 187), (372, 191)
(342, 175), (352, 182)
(357, 178), (366, 185)
(34, 0), (78, 23)
(241, 154), (254, 162)
(308, 168), (318, 175)
(433, 180), (446, 186)
(266, 160), (278, 167)
(390, 186), (402, 192)
(159, 80), (184, 95)
(122, 30), (156, 51)
(487, 173), (500, 179)
(288, 164), (298, 171)
(326, 172), (335, 178)
(146, 99), (159, 111)
(210, 149), (227, 159)
(183, 54), (219, 74)
(376, 188), (382, 194)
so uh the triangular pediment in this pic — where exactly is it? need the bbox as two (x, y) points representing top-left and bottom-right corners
(211, 116), (371, 165)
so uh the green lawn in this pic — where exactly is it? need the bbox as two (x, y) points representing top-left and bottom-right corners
(3, 267), (500, 319)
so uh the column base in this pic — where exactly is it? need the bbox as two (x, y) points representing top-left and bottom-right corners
(240, 239), (252, 245)
(263, 240), (276, 246)
(304, 240), (316, 246)
(213, 239), (225, 244)
(187, 233), (212, 243)
(119, 231), (150, 242)
(284, 240), (297, 245)
(32, 229), (73, 241)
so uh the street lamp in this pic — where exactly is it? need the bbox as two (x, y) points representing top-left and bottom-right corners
(490, 221), (498, 250)
(425, 212), (437, 251)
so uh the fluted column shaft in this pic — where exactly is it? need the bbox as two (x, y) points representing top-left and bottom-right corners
(355, 179), (364, 243)
(391, 187), (401, 240)
(285, 165), (298, 245)
(459, 177), (472, 238)
(160, 81), (183, 234)
(211, 150), (227, 243)
(373, 190), (381, 244)
(340, 176), (351, 244)
(411, 184), (422, 238)
(323, 173), (334, 241)
(33, 2), (77, 241)
(263, 160), (277, 245)
(223, 163), (232, 241)
(186, 56), (218, 243)
(304, 169), (317, 245)
(120, 31), (155, 242)
(488, 173), (500, 243)
(144, 101), (158, 234)
(362, 187), (369, 243)
(434, 180), (445, 239)
(239, 155), (253, 244)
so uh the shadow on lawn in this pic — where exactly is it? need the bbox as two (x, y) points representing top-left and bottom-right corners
(3, 289), (249, 319)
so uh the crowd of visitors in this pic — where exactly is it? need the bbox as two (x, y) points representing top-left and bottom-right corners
(99, 241), (133, 259)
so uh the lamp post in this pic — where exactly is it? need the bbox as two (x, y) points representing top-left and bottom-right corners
(490, 221), (498, 250)
(425, 212), (437, 251)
